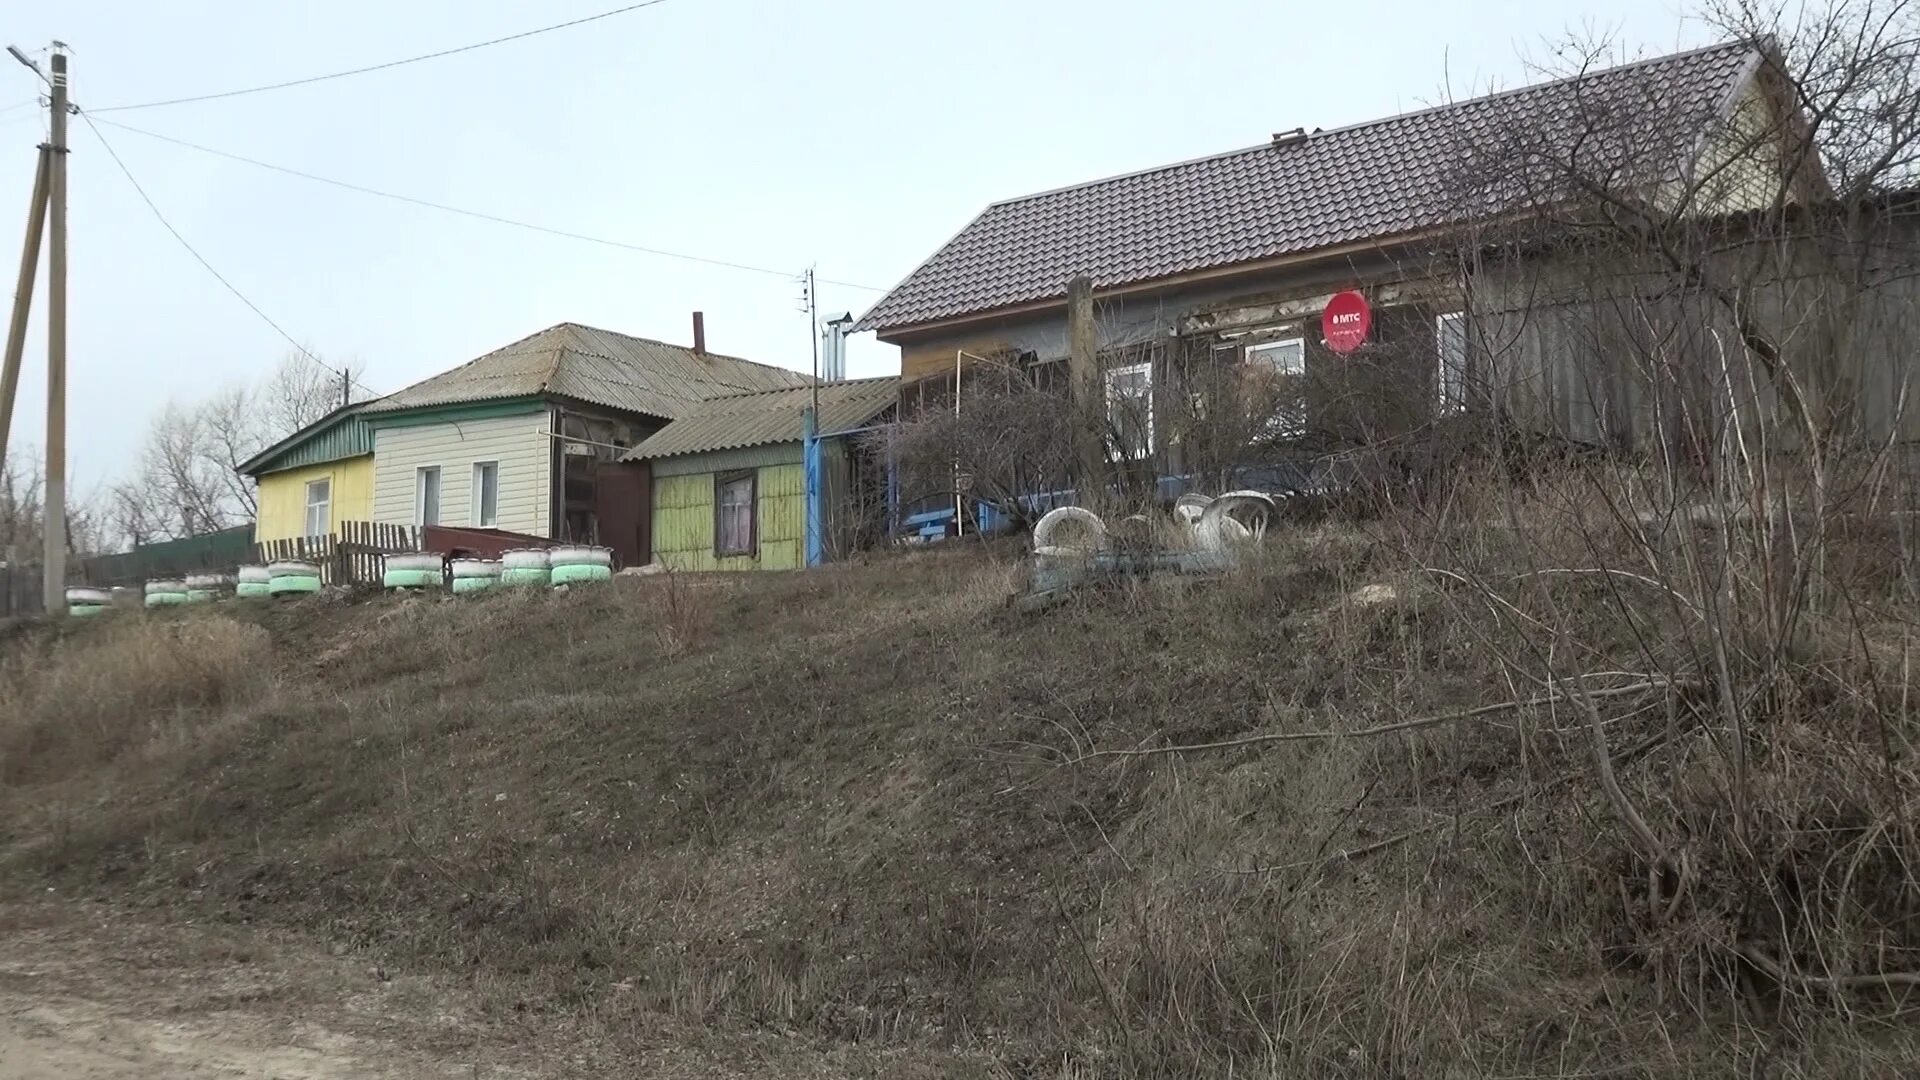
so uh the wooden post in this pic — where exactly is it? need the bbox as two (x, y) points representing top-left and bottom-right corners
(0, 146), (49, 474)
(1067, 275), (1103, 506)
(42, 50), (69, 615)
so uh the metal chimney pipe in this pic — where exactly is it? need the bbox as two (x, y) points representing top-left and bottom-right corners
(821, 312), (853, 381)
(691, 311), (706, 355)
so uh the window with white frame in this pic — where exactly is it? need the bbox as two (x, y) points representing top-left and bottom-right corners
(471, 461), (499, 528)
(1436, 311), (1468, 414)
(303, 478), (331, 538)
(1245, 337), (1307, 436)
(415, 466), (441, 526)
(1104, 362), (1154, 459)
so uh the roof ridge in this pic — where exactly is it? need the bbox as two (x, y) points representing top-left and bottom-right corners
(696, 374), (897, 404)
(555, 320), (807, 381)
(984, 38), (1758, 212)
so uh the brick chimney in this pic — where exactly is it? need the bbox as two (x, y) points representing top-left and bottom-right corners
(691, 311), (706, 355)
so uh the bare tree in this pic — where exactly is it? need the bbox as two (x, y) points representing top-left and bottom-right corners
(108, 354), (367, 542)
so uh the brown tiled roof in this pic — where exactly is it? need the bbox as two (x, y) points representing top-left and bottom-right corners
(365, 322), (810, 419)
(854, 41), (1762, 335)
(621, 376), (900, 461)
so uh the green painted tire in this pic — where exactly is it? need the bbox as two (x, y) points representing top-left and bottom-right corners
(68, 603), (107, 617)
(550, 563), (612, 586)
(235, 581), (270, 598)
(382, 569), (442, 589)
(185, 590), (220, 603)
(500, 567), (550, 587)
(144, 593), (188, 607)
(451, 576), (498, 595)
(267, 576), (322, 596)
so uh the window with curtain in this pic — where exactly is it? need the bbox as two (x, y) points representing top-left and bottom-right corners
(304, 478), (331, 538)
(471, 461), (499, 527)
(416, 466), (441, 526)
(1104, 362), (1154, 459)
(714, 471), (756, 557)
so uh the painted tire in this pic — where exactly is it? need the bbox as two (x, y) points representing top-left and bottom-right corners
(267, 561), (321, 580)
(383, 569), (442, 589)
(144, 579), (188, 596)
(235, 581), (271, 598)
(449, 559), (502, 580)
(500, 567), (549, 587)
(185, 590), (220, 604)
(65, 587), (112, 607)
(144, 593), (188, 607)
(548, 545), (613, 568)
(550, 563), (612, 586)
(68, 603), (107, 617)
(237, 565), (272, 585)
(451, 576), (498, 595)
(268, 575), (322, 595)
(501, 549), (550, 570)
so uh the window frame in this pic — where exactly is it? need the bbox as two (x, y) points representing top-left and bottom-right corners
(712, 469), (758, 558)
(1436, 310), (1468, 414)
(1244, 336), (1308, 437)
(303, 477), (331, 539)
(415, 466), (441, 527)
(1103, 361), (1155, 459)
(470, 460), (499, 528)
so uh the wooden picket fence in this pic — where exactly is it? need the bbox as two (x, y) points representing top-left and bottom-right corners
(253, 520), (421, 586)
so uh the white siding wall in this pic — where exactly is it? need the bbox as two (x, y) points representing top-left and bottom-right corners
(372, 410), (552, 536)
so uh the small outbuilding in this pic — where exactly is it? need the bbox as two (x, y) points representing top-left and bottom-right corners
(621, 377), (899, 571)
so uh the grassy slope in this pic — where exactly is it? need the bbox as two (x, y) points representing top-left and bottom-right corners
(3, 530), (1916, 1077)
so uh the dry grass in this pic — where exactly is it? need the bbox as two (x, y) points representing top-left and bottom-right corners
(0, 613), (271, 786)
(1, 470), (1917, 1076)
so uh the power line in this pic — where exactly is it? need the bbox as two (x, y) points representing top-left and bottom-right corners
(79, 113), (378, 397)
(86, 115), (887, 292)
(88, 1), (673, 113)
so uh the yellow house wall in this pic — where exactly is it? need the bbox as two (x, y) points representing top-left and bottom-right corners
(254, 455), (375, 542)
(652, 463), (804, 571)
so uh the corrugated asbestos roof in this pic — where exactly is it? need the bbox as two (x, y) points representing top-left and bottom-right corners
(853, 41), (1762, 335)
(364, 322), (809, 418)
(622, 376), (900, 461)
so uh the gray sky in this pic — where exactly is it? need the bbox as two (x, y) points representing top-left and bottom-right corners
(2, 0), (1708, 494)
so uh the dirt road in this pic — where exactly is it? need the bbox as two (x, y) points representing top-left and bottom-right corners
(0, 901), (533, 1079)
(0, 900), (973, 1079)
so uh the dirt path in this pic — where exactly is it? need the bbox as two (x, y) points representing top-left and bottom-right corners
(0, 900), (975, 1079)
(0, 901), (540, 1079)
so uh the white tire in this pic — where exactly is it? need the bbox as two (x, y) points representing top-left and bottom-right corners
(501, 548), (551, 570)
(547, 545), (612, 568)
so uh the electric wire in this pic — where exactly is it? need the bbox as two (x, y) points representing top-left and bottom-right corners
(85, 115), (885, 292)
(80, 112), (378, 397)
(87, 1), (673, 113)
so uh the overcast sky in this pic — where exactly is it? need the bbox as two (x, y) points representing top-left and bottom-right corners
(1, 0), (1710, 496)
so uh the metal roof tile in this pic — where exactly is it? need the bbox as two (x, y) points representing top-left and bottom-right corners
(854, 42), (1760, 334)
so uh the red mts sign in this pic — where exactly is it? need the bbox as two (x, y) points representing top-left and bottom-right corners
(1321, 290), (1372, 355)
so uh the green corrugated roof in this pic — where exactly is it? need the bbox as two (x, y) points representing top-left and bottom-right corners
(237, 402), (376, 477)
(623, 377), (899, 462)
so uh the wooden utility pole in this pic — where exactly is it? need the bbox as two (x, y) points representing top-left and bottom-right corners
(0, 145), (50, 472)
(42, 48), (68, 614)
(1066, 275), (1103, 504)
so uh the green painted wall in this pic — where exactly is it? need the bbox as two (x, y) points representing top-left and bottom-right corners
(653, 463), (804, 571)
